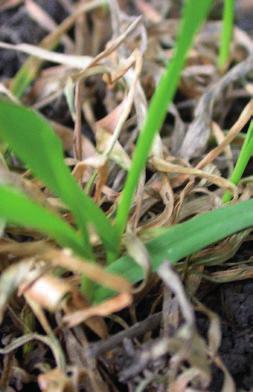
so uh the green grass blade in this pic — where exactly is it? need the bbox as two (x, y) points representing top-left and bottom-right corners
(115, 0), (213, 245)
(218, 0), (234, 71)
(223, 120), (253, 203)
(0, 185), (86, 257)
(95, 199), (253, 302)
(0, 100), (118, 256)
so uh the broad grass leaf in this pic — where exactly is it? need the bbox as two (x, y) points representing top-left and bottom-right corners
(0, 185), (86, 257)
(0, 100), (118, 257)
(95, 199), (253, 302)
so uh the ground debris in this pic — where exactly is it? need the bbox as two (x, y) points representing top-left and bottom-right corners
(0, 0), (253, 391)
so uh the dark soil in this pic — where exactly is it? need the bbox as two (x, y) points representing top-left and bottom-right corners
(0, 1), (68, 79)
(198, 280), (253, 391)
(0, 1), (253, 391)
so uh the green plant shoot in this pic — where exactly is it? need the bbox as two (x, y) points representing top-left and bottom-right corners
(114, 0), (213, 251)
(223, 120), (253, 203)
(218, 0), (234, 71)
(0, 185), (86, 257)
(95, 198), (253, 302)
(0, 100), (118, 257)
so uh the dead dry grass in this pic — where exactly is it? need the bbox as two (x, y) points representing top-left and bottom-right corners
(0, 0), (253, 390)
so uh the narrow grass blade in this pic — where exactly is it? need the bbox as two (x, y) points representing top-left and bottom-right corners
(115, 0), (213, 245)
(223, 120), (253, 202)
(0, 185), (86, 257)
(95, 199), (253, 302)
(218, 0), (234, 71)
(0, 100), (118, 256)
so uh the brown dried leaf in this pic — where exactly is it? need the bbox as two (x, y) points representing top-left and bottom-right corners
(30, 66), (72, 105)
(63, 292), (132, 328)
(0, 333), (65, 370)
(191, 230), (250, 266)
(194, 300), (221, 358)
(44, 248), (132, 294)
(0, 259), (42, 323)
(151, 156), (238, 197)
(196, 99), (253, 170)
(73, 16), (142, 81)
(96, 100), (127, 135)
(140, 175), (174, 230)
(206, 264), (253, 283)
(158, 263), (210, 383)
(66, 290), (108, 339)
(0, 41), (92, 69)
(96, 130), (131, 170)
(0, 0), (22, 12)
(179, 59), (253, 159)
(38, 368), (74, 392)
(214, 356), (236, 392)
(136, 0), (162, 23)
(20, 274), (72, 312)
(25, 0), (74, 52)
(0, 83), (20, 103)
(169, 368), (208, 392)
(0, 239), (48, 258)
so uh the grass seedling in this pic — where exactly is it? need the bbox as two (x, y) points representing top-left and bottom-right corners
(218, 0), (234, 71)
(2, 0), (253, 304)
(223, 120), (253, 203)
(114, 0), (213, 252)
(95, 198), (253, 302)
(0, 100), (118, 259)
(1, 100), (253, 302)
